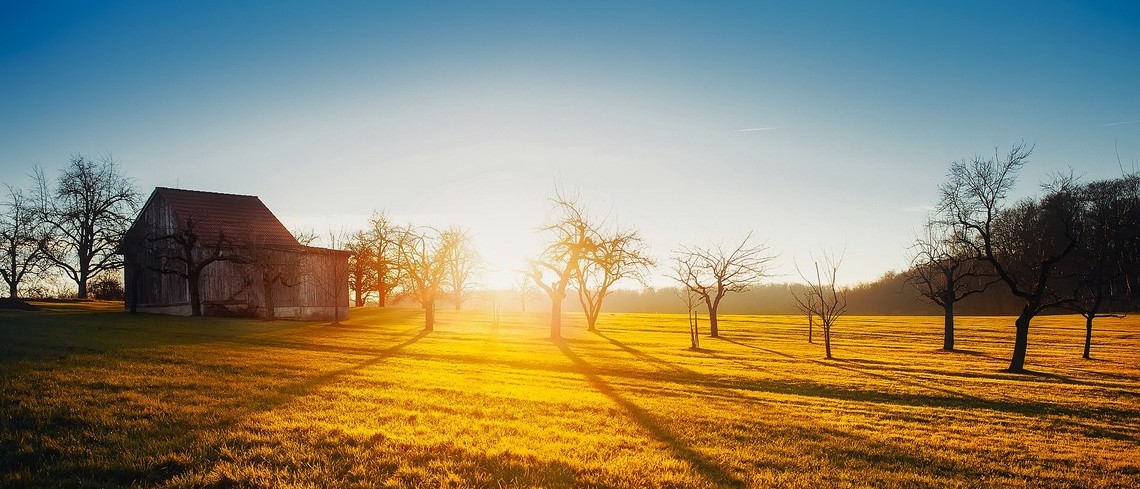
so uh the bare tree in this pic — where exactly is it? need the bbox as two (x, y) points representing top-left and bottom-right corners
(674, 287), (702, 349)
(143, 216), (247, 316)
(0, 185), (50, 298)
(575, 227), (653, 331)
(237, 236), (305, 320)
(441, 226), (481, 310)
(513, 273), (538, 312)
(907, 219), (995, 351)
(528, 193), (594, 339)
(367, 211), (406, 307)
(670, 233), (776, 337)
(939, 142), (1080, 372)
(35, 155), (140, 298)
(794, 251), (848, 359)
(1062, 175), (1138, 359)
(790, 284), (817, 343)
(397, 226), (452, 331)
(344, 230), (378, 307)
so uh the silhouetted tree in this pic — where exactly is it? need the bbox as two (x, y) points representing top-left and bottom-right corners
(671, 233), (775, 337)
(145, 216), (247, 316)
(908, 219), (994, 350)
(398, 226), (452, 331)
(345, 230), (378, 307)
(790, 284), (817, 343)
(88, 275), (124, 301)
(939, 143), (1080, 372)
(367, 211), (406, 307)
(1062, 174), (1139, 359)
(238, 235), (305, 320)
(575, 226), (653, 331)
(442, 226), (481, 310)
(675, 287), (701, 349)
(529, 193), (593, 340)
(794, 251), (847, 359)
(35, 155), (140, 298)
(513, 273), (538, 312)
(0, 185), (50, 298)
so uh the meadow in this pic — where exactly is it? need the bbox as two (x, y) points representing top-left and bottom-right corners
(1, 302), (1138, 488)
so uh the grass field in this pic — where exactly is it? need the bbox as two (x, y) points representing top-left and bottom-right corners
(2, 302), (1138, 488)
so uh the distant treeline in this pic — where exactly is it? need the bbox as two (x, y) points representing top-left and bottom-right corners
(424, 274), (1045, 317)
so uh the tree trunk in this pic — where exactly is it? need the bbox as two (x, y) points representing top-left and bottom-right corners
(77, 274), (88, 299)
(1008, 307), (1033, 372)
(263, 278), (276, 320)
(550, 296), (562, 339)
(377, 286), (387, 307)
(424, 301), (434, 331)
(1083, 315), (1093, 360)
(808, 313), (813, 343)
(127, 264), (140, 314)
(586, 311), (597, 332)
(354, 288), (364, 307)
(8, 281), (16, 299)
(188, 273), (202, 316)
(823, 324), (832, 359)
(942, 298), (955, 351)
(707, 302), (719, 338)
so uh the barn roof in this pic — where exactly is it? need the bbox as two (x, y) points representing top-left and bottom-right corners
(150, 187), (300, 248)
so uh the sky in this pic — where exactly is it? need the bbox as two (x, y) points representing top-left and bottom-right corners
(2, 1), (1139, 288)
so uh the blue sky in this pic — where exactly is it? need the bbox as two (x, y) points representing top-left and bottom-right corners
(2, 1), (1139, 287)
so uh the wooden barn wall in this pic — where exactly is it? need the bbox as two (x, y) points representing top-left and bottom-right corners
(123, 194), (349, 320)
(124, 197), (190, 308)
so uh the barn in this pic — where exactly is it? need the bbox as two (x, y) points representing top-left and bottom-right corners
(119, 187), (349, 321)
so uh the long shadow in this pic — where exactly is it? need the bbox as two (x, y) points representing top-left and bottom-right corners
(232, 329), (432, 416)
(590, 331), (694, 375)
(556, 341), (746, 488)
(416, 346), (1140, 427)
(822, 359), (1139, 443)
(716, 336), (797, 360)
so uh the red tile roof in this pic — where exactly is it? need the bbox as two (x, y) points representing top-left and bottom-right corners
(152, 187), (300, 248)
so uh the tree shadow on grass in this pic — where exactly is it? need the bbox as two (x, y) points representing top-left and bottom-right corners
(716, 335), (797, 360)
(234, 329), (432, 415)
(556, 341), (746, 489)
(591, 330), (694, 375)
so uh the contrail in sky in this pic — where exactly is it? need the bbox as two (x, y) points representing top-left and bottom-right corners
(1105, 120), (1140, 126)
(734, 127), (776, 132)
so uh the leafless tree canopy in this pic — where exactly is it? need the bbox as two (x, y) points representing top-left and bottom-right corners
(36, 155), (140, 298)
(575, 226), (654, 331)
(398, 226), (452, 331)
(670, 233), (776, 337)
(907, 219), (995, 350)
(344, 230), (378, 307)
(367, 211), (407, 307)
(512, 273), (538, 312)
(441, 226), (481, 310)
(528, 193), (593, 339)
(0, 185), (50, 298)
(1061, 174), (1140, 358)
(938, 142), (1080, 372)
(793, 251), (847, 359)
(141, 216), (251, 316)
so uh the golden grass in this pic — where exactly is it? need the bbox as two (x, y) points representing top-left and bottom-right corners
(1, 302), (1138, 488)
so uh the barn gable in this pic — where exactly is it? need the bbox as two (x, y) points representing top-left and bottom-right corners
(126, 187), (299, 249)
(120, 188), (349, 321)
